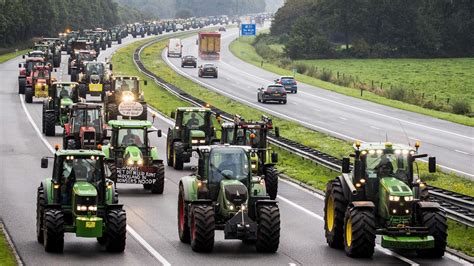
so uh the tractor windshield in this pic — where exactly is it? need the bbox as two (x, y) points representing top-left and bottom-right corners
(235, 128), (260, 147)
(34, 70), (50, 79)
(117, 128), (145, 147)
(86, 63), (103, 75)
(181, 111), (210, 129)
(115, 79), (139, 93)
(56, 84), (75, 98)
(62, 157), (102, 183)
(209, 148), (250, 184)
(72, 109), (101, 133)
(364, 151), (410, 182)
(35, 45), (49, 53)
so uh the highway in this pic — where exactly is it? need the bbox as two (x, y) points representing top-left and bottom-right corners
(0, 29), (468, 265)
(163, 26), (474, 179)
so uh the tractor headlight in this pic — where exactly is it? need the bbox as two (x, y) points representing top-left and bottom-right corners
(88, 206), (97, 211)
(122, 93), (135, 102)
(199, 140), (206, 144)
(137, 159), (143, 165)
(404, 196), (413, 201)
(127, 159), (134, 165)
(77, 205), (88, 211)
(229, 205), (234, 211)
(389, 195), (400, 201)
(191, 139), (198, 144)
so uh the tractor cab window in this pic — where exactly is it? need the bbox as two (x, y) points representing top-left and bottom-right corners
(118, 128), (145, 147)
(72, 109), (101, 133)
(364, 152), (409, 182)
(35, 46), (49, 53)
(56, 84), (75, 98)
(60, 157), (102, 204)
(86, 63), (103, 75)
(35, 70), (50, 79)
(235, 128), (260, 147)
(79, 53), (94, 62)
(209, 148), (250, 184)
(115, 79), (138, 93)
(181, 111), (209, 129)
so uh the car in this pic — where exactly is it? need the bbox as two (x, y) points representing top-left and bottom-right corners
(257, 84), (287, 104)
(181, 55), (197, 68)
(218, 26), (226, 32)
(198, 64), (218, 78)
(275, 76), (298, 93)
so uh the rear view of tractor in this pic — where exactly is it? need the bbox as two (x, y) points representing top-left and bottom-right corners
(18, 54), (45, 94)
(102, 120), (165, 194)
(178, 145), (280, 253)
(62, 103), (105, 150)
(37, 149), (126, 253)
(324, 142), (447, 258)
(220, 115), (279, 200)
(25, 65), (55, 103)
(104, 76), (148, 121)
(42, 82), (80, 136)
(166, 107), (219, 170)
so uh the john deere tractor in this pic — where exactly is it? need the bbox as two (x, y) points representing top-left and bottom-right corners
(167, 107), (219, 170)
(42, 82), (79, 136)
(220, 115), (279, 200)
(104, 76), (148, 121)
(178, 145), (280, 253)
(62, 103), (105, 150)
(37, 149), (126, 253)
(77, 61), (112, 100)
(324, 142), (447, 258)
(102, 120), (165, 194)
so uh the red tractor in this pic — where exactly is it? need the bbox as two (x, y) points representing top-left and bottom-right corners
(18, 52), (47, 94)
(62, 103), (106, 150)
(25, 65), (56, 103)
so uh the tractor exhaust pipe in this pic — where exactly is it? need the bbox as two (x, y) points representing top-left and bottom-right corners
(342, 173), (358, 195)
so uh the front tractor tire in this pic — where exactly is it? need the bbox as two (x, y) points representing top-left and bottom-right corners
(178, 185), (190, 243)
(151, 163), (165, 194)
(43, 209), (65, 253)
(264, 166), (278, 200)
(190, 205), (215, 252)
(173, 141), (185, 170)
(416, 209), (447, 258)
(25, 86), (33, 103)
(44, 112), (56, 136)
(105, 209), (127, 252)
(107, 103), (118, 122)
(256, 204), (280, 253)
(18, 78), (26, 94)
(343, 207), (376, 258)
(36, 186), (45, 244)
(324, 179), (347, 249)
(138, 103), (148, 120)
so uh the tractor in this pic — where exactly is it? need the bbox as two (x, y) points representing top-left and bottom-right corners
(18, 54), (45, 94)
(77, 61), (112, 100)
(177, 145), (280, 253)
(102, 120), (165, 194)
(104, 76), (148, 122)
(62, 103), (105, 150)
(166, 107), (219, 170)
(324, 141), (447, 258)
(93, 29), (111, 49)
(37, 148), (126, 253)
(68, 50), (96, 82)
(42, 82), (80, 136)
(39, 38), (63, 67)
(32, 43), (53, 65)
(109, 27), (122, 44)
(25, 65), (56, 103)
(220, 115), (279, 200)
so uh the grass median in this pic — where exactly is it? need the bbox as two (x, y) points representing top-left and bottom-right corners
(0, 49), (29, 64)
(112, 33), (474, 257)
(0, 225), (16, 266)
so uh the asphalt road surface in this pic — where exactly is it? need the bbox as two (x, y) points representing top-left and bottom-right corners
(163, 26), (474, 180)
(0, 28), (469, 265)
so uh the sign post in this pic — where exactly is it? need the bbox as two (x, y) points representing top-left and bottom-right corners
(240, 24), (256, 36)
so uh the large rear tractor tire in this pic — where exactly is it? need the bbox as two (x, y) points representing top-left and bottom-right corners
(18, 78), (26, 94)
(70, 69), (77, 82)
(138, 103), (148, 120)
(264, 166), (278, 200)
(44, 112), (56, 136)
(173, 141), (185, 170)
(151, 163), (165, 194)
(105, 209), (127, 252)
(343, 207), (376, 258)
(43, 209), (64, 253)
(256, 204), (280, 253)
(324, 179), (348, 249)
(166, 133), (173, 166)
(178, 185), (190, 243)
(118, 39), (122, 44)
(416, 209), (447, 258)
(36, 186), (45, 244)
(25, 86), (33, 103)
(190, 205), (215, 252)
(107, 103), (118, 122)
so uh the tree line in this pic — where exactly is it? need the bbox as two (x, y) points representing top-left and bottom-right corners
(270, 0), (474, 59)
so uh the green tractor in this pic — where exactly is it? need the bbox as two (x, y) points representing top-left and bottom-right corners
(42, 82), (80, 136)
(324, 142), (447, 258)
(104, 76), (148, 122)
(102, 120), (165, 194)
(37, 149), (126, 253)
(166, 107), (219, 170)
(77, 61), (112, 101)
(220, 115), (279, 200)
(178, 145), (280, 252)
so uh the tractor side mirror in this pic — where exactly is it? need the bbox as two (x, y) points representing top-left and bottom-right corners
(41, 157), (49, 168)
(54, 68), (57, 72)
(428, 157), (436, 173)
(275, 127), (280, 138)
(18, 63), (22, 68)
(144, 80), (148, 86)
(22, 55), (25, 59)
(341, 157), (350, 173)
(157, 130), (162, 138)
(271, 152), (278, 163)
(170, 111), (176, 119)
(109, 64), (113, 71)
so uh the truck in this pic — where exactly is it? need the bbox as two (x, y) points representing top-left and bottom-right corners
(198, 32), (221, 60)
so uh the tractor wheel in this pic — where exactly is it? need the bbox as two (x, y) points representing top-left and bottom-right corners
(18, 78), (26, 94)
(44, 112), (56, 137)
(324, 179), (347, 249)
(166, 136), (173, 166)
(102, 43), (107, 50)
(36, 186), (45, 244)
(107, 103), (118, 122)
(42, 103), (46, 133)
(416, 209), (447, 258)
(70, 69), (77, 82)
(151, 163), (165, 194)
(97, 236), (107, 245)
(43, 209), (64, 253)
(108, 42), (112, 48)
(79, 84), (87, 99)
(25, 86), (33, 103)
(173, 141), (185, 170)
(138, 103), (148, 120)
(264, 166), (278, 200)
(256, 204), (280, 253)
(118, 39), (122, 44)
(105, 209), (127, 252)
(178, 184), (190, 243)
(190, 205), (215, 252)
(343, 207), (376, 258)
(107, 162), (117, 182)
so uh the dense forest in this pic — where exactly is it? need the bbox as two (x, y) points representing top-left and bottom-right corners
(0, 0), (147, 47)
(270, 0), (474, 59)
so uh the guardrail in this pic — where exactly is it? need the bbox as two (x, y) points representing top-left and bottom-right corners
(132, 36), (474, 227)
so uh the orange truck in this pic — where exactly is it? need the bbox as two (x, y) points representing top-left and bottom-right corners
(198, 32), (221, 60)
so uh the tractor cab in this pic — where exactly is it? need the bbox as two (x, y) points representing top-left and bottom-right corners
(77, 61), (111, 99)
(51, 82), (79, 104)
(63, 103), (104, 150)
(42, 82), (79, 136)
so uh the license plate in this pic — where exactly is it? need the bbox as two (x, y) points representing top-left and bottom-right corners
(274, 94), (280, 96)
(89, 84), (103, 92)
(285, 85), (291, 88)
(85, 221), (96, 228)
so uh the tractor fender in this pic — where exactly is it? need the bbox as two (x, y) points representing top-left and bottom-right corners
(350, 201), (375, 210)
(337, 175), (351, 201)
(179, 176), (199, 202)
(150, 147), (159, 160)
(416, 201), (441, 210)
(43, 178), (54, 204)
(101, 145), (111, 158)
(251, 198), (277, 220)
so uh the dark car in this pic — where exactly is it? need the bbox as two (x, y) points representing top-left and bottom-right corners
(276, 76), (298, 93)
(257, 84), (287, 104)
(198, 64), (218, 78)
(181, 55), (197, 68)
(219, 26), (226, 32)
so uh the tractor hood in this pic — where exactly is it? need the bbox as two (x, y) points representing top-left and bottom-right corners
(380, 177), (413, 197)
(60, 97), (74, 107)
(190, 130), (205, 138)
(73, 181), (97, 197)
(220, 180), (248, 207)
(124, 145), (143, 162)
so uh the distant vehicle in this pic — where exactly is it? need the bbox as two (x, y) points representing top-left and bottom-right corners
(176, 24), (184, 31)
(198, 32), (221, 60)
(275, 76), (298, 93)
(181, 56), (197, 68)
(167, 38), (183, 58)
(257, 84), (287, 104)
(218, 26), (226, 32)
(198, 64), (218, 78)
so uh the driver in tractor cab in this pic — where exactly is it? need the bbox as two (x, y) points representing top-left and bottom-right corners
(61, 160), (76, 204)
(120, 80), (130, 91)
(186, 113), (200, 128)
(121, 129), (143, 146)
(376, 155), (395, 177)
(211, 153), (239, 184)
(59, 86), (70, 98)
(247, 130), (258, 148)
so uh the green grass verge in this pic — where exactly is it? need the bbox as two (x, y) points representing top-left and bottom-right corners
(447, 219), (474, 257)
(0, 226), (16, 266)
(230, 37), (474, 127)
(0, 49), (29, 64)
(112, 32), (474, 257)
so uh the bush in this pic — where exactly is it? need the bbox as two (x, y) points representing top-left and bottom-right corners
(294, 63), (308, 74)
(277, 58), (292, 69)
(451, 99), (472, 115)
(423, 100), (444, 111)
(388, 87), (406, 101)
(320, 69), (333, 82)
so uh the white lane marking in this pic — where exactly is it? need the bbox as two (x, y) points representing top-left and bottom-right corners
(409, 136), (420, 141)
(339, 116), (347, 121)
(277, 195), (419, 265)
(454, 149), (470, 155)
(19, 94), (170, 265)
(370, 125), (380, 130)
(288, 263), (297, 266)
